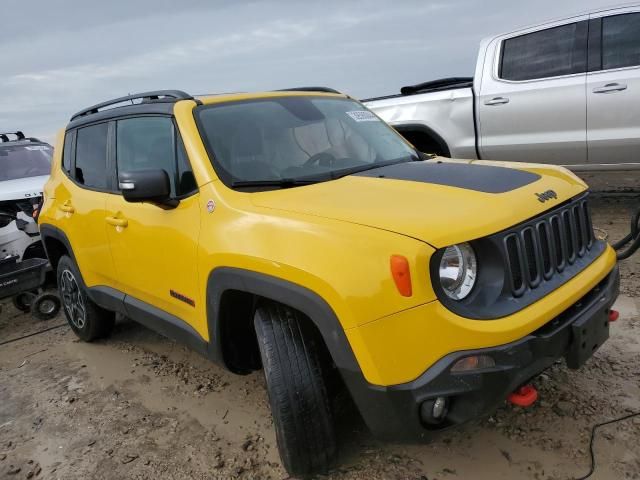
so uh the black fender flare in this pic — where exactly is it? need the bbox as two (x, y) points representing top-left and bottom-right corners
(205, 267), (394, 435)
(39, 224), (76, 270)
(392, 123), (451, 157)
(205, 267), (361, 374)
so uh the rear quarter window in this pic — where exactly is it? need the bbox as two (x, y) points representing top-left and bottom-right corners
(62, 132), (73, 175)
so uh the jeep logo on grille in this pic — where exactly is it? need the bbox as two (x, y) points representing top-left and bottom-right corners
(535, 190), (557, 203)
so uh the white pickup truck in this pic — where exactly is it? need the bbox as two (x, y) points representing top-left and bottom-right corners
(365, 4), (640, 179)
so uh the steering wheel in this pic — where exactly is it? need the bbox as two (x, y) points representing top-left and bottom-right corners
(304, 152), (336, 167)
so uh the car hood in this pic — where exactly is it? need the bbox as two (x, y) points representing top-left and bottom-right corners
(250, 159), (588, 248)
(0, 175), (48, 202)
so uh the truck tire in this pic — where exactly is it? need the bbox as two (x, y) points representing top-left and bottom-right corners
(254, 302), (337, 478)
(57, 255), (115, 341)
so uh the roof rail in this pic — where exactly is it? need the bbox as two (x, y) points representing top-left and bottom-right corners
(277, 86), (342, 94)
(0, 131), (25, 142)
(70, 90), (196, 121)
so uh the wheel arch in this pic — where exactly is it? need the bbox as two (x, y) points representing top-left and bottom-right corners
(393, 123), (451, 157)
(39, 224), (73, 272)
(206, 267), (361, 376)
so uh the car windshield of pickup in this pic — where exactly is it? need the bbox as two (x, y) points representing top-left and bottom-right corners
(196, 96), (419, 189)
(0, 144), (52, 181)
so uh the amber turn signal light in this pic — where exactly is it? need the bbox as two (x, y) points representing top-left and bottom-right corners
(390, 255), (412, 297)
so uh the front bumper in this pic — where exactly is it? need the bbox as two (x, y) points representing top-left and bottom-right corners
(347, 264), (619, 442)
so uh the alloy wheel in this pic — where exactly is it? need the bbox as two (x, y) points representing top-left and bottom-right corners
(60, 269), (86, 329)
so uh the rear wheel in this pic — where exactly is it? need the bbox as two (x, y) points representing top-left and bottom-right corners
(57, 255), (114, 341)
(254, 302), (337, 478)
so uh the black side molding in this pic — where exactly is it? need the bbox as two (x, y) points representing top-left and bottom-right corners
(206, 267), (360, 372)
(122, 294), (208, 357)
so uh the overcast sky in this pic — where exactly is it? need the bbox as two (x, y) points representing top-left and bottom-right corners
(1, 0), (616, 143)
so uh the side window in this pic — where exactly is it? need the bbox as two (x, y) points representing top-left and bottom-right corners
(176, 135), (197, 195)
(75, 123), (109, 189)
(116, 117), (197, 197)
(62, 131), (73, 175)
(602, 13), (640, 70)
(500, 22), (588, 81)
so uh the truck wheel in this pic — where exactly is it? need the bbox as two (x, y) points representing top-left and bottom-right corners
(31, 292), (61, 321)
(57, 255), (115, 341)
(254, 302), (337, 478)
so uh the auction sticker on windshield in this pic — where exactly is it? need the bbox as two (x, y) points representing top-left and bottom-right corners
(346, 110), (379, 122)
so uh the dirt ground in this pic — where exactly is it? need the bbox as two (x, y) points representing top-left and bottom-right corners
(1, 196), (639, 480)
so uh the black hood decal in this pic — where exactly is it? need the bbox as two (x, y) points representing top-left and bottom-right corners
(353, 161), (540, 193)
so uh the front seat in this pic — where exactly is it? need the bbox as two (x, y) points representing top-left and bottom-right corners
(229, 124), (276, 181)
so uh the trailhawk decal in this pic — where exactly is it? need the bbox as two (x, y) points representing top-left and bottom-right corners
(354, 161), (540, 194)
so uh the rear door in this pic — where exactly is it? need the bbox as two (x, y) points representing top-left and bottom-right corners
(586, 8), (640, 166)
(104, 116), (205, 336)
(53, 123), (119, 289)
(478, 17), (589, 164)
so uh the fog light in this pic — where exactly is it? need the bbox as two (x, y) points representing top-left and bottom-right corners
(420, 396), (449, 425)
(451, 354), (495, 373)
(432, 397), (447, 419)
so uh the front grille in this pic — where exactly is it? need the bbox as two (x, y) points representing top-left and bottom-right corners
(504, 196), (595, 297)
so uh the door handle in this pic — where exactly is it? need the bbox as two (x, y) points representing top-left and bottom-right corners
(105, 216), (128, 228)
(58, 201), (75, 214)
(485, 96), (510, 106)
(593, 83), (627, 94)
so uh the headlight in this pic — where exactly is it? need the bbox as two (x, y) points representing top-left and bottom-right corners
(438, 243), (477, 300)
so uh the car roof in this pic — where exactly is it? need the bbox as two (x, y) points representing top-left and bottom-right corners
(66, 88), (347, 130)
(197, 90), (346, 106)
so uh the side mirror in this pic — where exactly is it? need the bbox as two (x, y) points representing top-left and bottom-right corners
(119, 169), (178, 208)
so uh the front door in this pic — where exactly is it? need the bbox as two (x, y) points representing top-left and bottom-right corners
(104, 116), (205, 336)
(478, 18), (589, 165)
(587, 9), (640, 166)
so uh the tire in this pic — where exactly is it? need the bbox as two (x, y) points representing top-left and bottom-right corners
(12, 292), (35, 312)
(57, 255), (115, 341)
(31, 292), (61, 321)
(254, 302), (337, 478)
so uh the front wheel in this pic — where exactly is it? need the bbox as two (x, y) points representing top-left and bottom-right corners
(254, 302), (337, 478)
(57, 255), (115, 341)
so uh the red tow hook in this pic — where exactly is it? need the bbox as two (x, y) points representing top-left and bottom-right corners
(609, 309), (620, 322)
(507, 384), (538, 407)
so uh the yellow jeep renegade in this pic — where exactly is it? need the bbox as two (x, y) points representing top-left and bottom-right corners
(39, 88), (619, 477)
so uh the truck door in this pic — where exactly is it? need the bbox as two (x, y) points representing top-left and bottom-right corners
(586, 9), (640, 166)
(477, 18), (589, 165)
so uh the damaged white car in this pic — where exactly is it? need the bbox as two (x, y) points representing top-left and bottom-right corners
(0, 131), (52, 263)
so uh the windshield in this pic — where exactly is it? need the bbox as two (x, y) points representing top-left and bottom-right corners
(196, 96), (418, 188)
(0, 144), (52, 181)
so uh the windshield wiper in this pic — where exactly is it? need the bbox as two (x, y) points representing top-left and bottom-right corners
(328, 155), (423, 180)
(231, 178), (324, 189)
